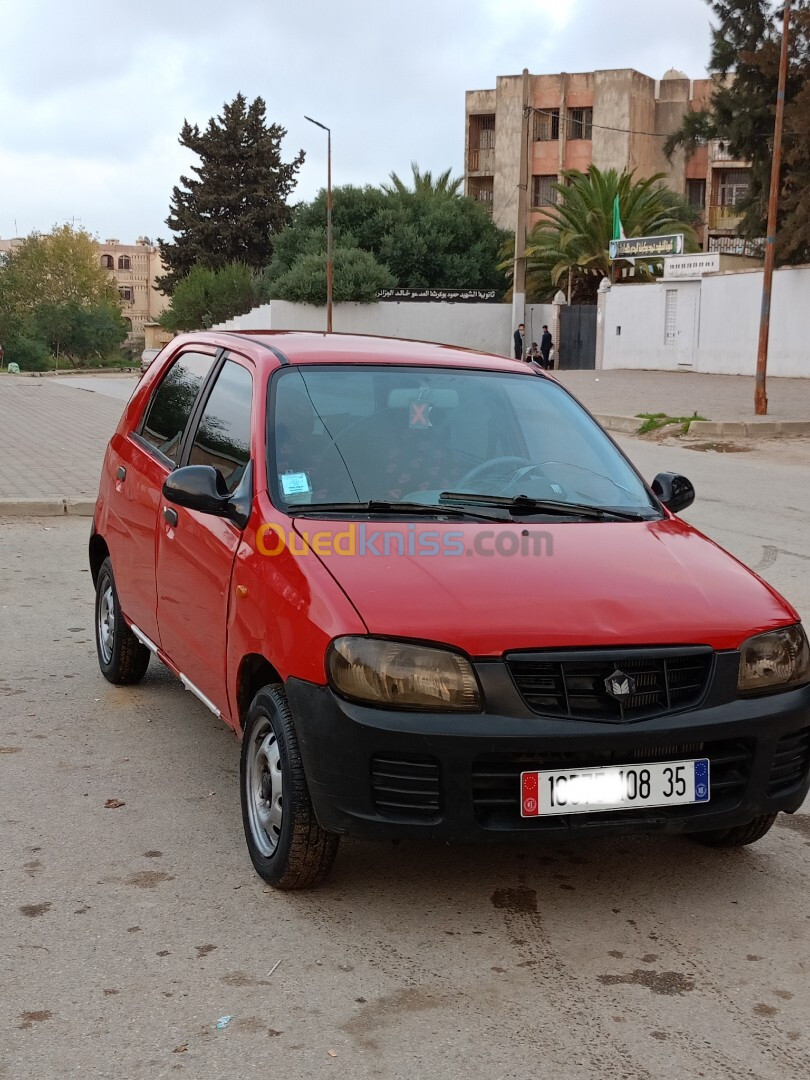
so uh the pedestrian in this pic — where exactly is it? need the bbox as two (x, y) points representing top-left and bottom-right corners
(513, 323), (525, 361)
(526, 342), (541, 364)
(539, 324), (554, 370)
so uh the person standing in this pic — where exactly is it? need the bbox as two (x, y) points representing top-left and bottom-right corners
(513, 323), (525, 360)
(539, 324), (553, 370)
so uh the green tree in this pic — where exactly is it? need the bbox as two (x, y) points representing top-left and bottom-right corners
(665, 1), (810, 263)
(262, 180), (509, 299)
(381, 162), (464, 197)
(269, 247), (395, 305)
(0, 225), (118, 314)
(160, 263), (259, 332)
(157, 94), (304, 292)
(510, 167), (699, 303)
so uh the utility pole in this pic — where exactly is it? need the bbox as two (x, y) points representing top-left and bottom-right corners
(304, 116), (333, 332)
(755, 0), (791, 415)
(511, 69), (531, 353)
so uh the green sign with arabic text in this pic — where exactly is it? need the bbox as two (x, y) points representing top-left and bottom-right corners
(609, 234), (684, 260)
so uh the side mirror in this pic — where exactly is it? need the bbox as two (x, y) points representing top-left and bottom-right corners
(651, 471), (695, 514)
(163, 465), (232, 517)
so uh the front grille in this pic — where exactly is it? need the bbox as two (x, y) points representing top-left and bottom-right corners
(371, 755), (441, 819)
(768, 728), (810, 796)
(506, 647), (713, 722)
(472, 739), (751, 827)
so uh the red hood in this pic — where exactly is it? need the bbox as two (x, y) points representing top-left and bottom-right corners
(293, 516), (797, 656)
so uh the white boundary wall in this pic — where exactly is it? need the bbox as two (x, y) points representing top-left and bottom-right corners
(214, 300), (554, 358)
(601, 265), (810, 377)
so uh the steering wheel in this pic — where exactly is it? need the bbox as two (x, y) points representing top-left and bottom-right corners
(456, 456), (532, 491)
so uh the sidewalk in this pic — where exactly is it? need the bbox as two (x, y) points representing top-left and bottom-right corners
(1, 368), (809, 514)
(0, 376), (129, 514)
(554, 369), (810, 437)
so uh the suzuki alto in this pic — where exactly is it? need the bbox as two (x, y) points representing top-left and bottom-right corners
(90, 331), (810, 888)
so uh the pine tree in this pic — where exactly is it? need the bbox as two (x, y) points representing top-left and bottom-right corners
(665, 1), (810, 263)
(157, 94), (304, 293)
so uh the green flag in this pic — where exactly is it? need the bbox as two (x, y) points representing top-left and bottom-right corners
(612, 194), (623, 241)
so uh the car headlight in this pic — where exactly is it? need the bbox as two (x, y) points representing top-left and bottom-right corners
(327, 637), (481, 711)
(738, 624), (810, 694)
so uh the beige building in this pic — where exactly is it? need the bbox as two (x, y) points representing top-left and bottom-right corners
(98, 237), (169, 341)
(465, 68), (756, 254)
(0, 234), (169, 342)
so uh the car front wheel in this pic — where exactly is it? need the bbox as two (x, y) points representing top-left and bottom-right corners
(689, 813), (777, 848)
(240, 684), (339, 890)
(94, 556), (150, 685)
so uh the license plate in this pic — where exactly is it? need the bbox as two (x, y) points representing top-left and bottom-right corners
(520, 758), (710, 817)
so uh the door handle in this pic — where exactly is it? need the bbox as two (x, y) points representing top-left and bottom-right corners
(163, 506), (178, 527)
(116, 466), (127, 481)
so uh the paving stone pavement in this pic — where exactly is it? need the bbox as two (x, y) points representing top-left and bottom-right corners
(0, 376), (128, 504)
(1, 368), (809, 509)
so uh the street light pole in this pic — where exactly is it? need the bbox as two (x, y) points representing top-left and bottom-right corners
(755, 0), (791, 415)
(305, 115), (333, 332)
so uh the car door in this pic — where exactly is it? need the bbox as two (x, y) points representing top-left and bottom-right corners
(155, 354), (255, 716)
(106, 348), (218, 645)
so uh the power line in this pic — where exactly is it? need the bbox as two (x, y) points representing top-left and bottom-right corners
(524, 105), (798, 141)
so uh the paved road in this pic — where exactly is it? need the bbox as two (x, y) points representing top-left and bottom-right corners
(1, 434), (809, 1078)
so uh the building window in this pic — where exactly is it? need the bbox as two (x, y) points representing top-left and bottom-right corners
(470, 113), (495, 150)
(531, 175), (558, 208)
(467, 176), (494, 214)
(567, 107), (593, 140)
(686, 179), (706, 208)
(119, 287), (133, 302)
(100, 254), (114, 269)
(118, 255), (131, 270)
(716, 168), (750, 207)
(533, 109), (559, 141)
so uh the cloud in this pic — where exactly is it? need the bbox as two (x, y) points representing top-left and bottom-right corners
(0, 0), (715, 242)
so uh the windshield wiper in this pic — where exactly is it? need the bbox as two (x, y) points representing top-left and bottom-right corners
(291, 500), (510, 522)
(438, 492), (652, 521)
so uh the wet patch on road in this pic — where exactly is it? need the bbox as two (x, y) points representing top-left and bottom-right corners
(490, 886), (537, 914)
(18, 1011), (52, 1029)
(19, 902), (51, 918)
(124, 870), (174, 889)
(597, 969), (695, 995)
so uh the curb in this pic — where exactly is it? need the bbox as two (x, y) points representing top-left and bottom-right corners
(0, 498), (95, 518)
(596, 414), (810, 439)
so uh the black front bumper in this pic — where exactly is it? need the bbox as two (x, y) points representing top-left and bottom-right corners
(286, 659), (810, 843)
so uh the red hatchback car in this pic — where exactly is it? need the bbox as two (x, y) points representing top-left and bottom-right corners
(91, 331), (810, 889)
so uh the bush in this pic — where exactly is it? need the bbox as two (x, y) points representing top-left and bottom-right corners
(269, 247), (395, 305)
(5, 334), (52, 371)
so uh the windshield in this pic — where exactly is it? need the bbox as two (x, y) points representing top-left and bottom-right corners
(269, 365), (658, 516)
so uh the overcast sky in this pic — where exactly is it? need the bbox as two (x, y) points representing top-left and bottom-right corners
(0, 0), (716, 244)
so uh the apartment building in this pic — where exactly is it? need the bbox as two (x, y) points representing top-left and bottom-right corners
(98, 237), (169, 340)
(465, 68), (755, 254)
(0, 235), (169, 342)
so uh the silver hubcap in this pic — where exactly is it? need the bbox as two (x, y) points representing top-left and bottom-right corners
(98, 583), (115, 664)
(245, 718), (283, 857)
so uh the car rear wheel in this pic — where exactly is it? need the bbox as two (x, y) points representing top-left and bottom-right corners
(94, 557), (150, 685)
(240, 684), (339, 890)
(689, 813), (777, 848)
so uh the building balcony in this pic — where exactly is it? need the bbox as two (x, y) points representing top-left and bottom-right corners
(708, 204), (745, 231)
(467, 147), (495, 173)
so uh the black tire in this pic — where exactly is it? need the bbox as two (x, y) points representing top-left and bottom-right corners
(94, 556), (150, 685)
(240, 685), (339, 890)
(689, 813), (778, 849)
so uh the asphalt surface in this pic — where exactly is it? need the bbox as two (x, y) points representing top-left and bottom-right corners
(1, 434), (809, 1079)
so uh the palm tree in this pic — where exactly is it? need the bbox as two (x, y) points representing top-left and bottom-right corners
(518, 166), (700, 303)
(382, 162), (464, 197)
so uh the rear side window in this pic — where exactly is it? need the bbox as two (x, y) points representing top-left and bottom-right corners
(188, 360), (253, 493)
(140, 351), (216, 464)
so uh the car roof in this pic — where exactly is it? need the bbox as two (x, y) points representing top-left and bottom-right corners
(184, 329), (539, 375)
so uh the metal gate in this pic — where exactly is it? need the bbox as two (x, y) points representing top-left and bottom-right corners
(558, 305), (597, 369)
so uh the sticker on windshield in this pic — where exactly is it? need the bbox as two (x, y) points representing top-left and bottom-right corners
(409, 402), (432, 428)
(280, 472), (312, 496)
